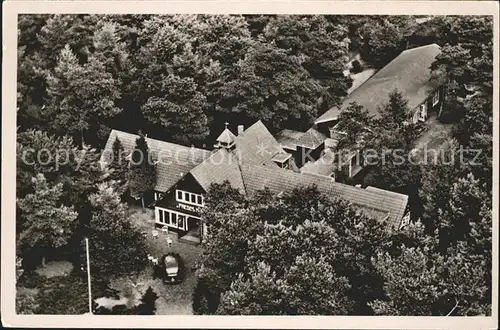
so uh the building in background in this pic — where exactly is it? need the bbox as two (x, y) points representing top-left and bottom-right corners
(276, 43), (445, 179)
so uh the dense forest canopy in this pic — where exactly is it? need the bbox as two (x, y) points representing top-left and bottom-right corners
(18, 14), (490, 148)
(16, 14), (493, 316)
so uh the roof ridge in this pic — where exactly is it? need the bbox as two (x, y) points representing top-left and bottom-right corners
(110, 129), (210, 153)
(401, 43), (440, 53)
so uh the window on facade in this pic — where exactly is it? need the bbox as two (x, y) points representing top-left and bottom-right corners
(176, 189), (203, 206)
(171, 213), (177, 226)
(420, 104), (427, 121)
(178, 215), (185, 230)
(432, 90), (439, 106)
(412, 110), (419, 124)
(164, 211), (170, 224)
(159, 210), (164, 223)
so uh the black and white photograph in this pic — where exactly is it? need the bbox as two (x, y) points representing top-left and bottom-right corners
(1, 1), (498, 328)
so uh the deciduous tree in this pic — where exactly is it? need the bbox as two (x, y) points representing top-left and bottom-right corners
(219, 41), (324, 132)
(17, 174), (78, 266)
(87, 182), (148, 278)
(263, 15), (352, 109)
(45, 45), (121, 147)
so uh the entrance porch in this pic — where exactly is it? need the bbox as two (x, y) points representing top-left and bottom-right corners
(155, 206), (204, 245)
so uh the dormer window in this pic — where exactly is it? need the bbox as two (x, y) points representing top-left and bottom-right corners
(272, 153), (292, 169)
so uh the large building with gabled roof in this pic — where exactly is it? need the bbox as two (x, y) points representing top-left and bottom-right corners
(102, 120), (409, 245)
(276, 43), (445, 178)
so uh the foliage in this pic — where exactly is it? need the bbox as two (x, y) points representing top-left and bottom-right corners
(430, 16), (493, 146)
(16, 288), (38, 314)
(371, 218), (491, 316)
(219, 41), (324, 132)
(17, 14), (358, 146)
(34, 274), (91, 314)
(137, 23), (210, 144)
(335, 102), (374, 150)
(30, 273), (105, 315)
(136, 286), (159, 315)
(16, 14), (493, 317)
(16, 129), (106, 210)
(203, 181), (247, 215)
(16, 129), (79, 197)
(45, 45), (121, 146)
(106, 137), (129, 193)
(376, 90), (413, 130)
(263, 15), (352, 109)
(357, 18), (410, 68)
(17, 174), (78, 264)
(197, 184), (392, 315)
(127, 132), (156, 207)
(192, 267), (222, 314)
(95, 286), (158, 315)
(350, 59), (363, 73)
(87, 182), (148, 279)
(337, 91), (422, 193)
(16, 257), (25, 282)
(418, 139), (464, 232)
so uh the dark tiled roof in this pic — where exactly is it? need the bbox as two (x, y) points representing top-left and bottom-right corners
(103, 122), (408, 228)
(234, 120), (286, 166)
(101, 130), (211, 192)
(188, 120), (288, 193)
(364, 186), (409, 228)
(241, 164), (408, 229)
(272, 153), (292, 163)
(275, 129), (305, 151)
(295, 127), (327, 149)
(315, 44), (442, 124)
(189, 148), (246, 194)
(300, 149), (337, 176)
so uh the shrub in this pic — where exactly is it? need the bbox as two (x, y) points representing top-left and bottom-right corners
(18, 271), (45, 289)
(351, 60), (363, 74)
(136, 286), (158, 315)
(16, 289), (38, 314)
(35, 275), (89, 314)
(192, 269), (222, 315)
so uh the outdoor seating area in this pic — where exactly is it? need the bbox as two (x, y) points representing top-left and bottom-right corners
(120, 206), (204, 313)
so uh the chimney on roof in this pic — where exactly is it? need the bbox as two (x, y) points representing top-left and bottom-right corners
(237, 125), (244, 136)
